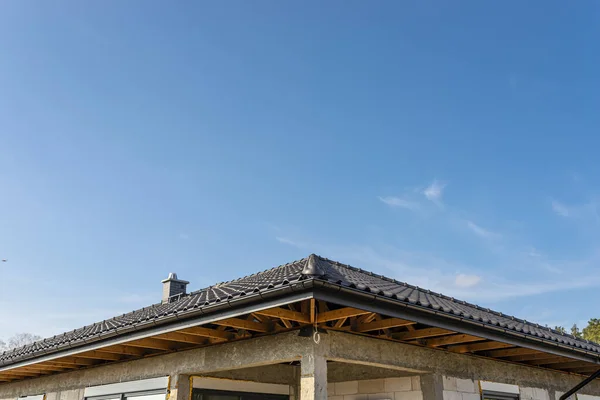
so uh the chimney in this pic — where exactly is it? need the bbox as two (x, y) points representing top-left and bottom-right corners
(161, 273), (189, 304)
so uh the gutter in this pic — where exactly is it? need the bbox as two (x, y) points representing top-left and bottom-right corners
(311, 281), (600, 365)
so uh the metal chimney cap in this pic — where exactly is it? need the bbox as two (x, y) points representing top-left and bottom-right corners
(161, 272), (190, 284)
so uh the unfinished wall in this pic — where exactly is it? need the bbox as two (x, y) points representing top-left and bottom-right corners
(441, 377), (479, 400)
(327, 377), (422, 400)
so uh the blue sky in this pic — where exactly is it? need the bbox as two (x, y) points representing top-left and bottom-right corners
(1, 1), (599, 339)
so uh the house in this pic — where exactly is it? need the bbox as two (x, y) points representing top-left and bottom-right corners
(1, 254), (600, 400)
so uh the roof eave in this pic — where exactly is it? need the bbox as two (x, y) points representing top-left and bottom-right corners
(312, 280), (600, 365)
(0, 280), (316, 372)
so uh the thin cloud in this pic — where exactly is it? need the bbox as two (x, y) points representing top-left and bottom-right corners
(276, 237), (307, 248)
(455, 274), (482, 288)
(423, 180), (446, 203)
(466, 220), (498, 239)
(552, 200), (570, 217)
(378, 196), (420, 211)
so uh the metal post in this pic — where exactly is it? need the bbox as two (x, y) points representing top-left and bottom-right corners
(559, 369), (600, 400)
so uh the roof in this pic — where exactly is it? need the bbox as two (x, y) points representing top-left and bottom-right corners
(1, 254), (599, 368)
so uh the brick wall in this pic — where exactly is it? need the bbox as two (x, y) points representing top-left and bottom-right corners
(520, 387), (550, 400)
(327, 377), (422, 400)
(442, 376), (479, 400)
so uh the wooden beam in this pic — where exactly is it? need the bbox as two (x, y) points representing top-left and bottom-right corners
(179, 326), (234, 341)
(97, 344), (147, 356)
(280, 318), (293, 328)
(76, 351), (124, 361)
(155, 332), (207, 345)
(43, 357), (97, 366)
(334, 317), (348, 328)
(254, 307), (311, 324)
(566, 366), (600, 374)
(19, 364), (69, 372)
(527, 357), (574, 365)
(317, 307), (371, 323)
(425, 334), (484, 347)
(506, 353), (566, 363)
(125, 338), (174, 351)
(357, 313), (378, 324)
(356, 317), (415, 333)
(485, 348), (541, 358)
(318, 300), (330, 313)
(390, 327), (455, 341)
(214, 318), (271, 333)
(546, 361), (596, 370)
(449, 341), (514, 353)
(0, 370), (40, 377)
(310, 299), (316, 324)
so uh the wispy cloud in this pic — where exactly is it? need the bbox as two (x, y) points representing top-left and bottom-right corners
(179, 233), (190, 240)
(378, 196), (420, 210)
(276, 236), (308, 248)
(551, 199), (600, 222)
(552, 200), (571, 217)
(423, 180), (446, 203)
(455, 273), (482, 288)
(466, 220), (499, 239)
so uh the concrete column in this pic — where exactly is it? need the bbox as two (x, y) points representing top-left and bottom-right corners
(421, 374), (444, 400)
(170, 374), (191, 400)
(300, 354), (327, 400)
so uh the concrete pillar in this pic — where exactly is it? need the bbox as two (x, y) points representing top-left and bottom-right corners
(421, 374), (444, 400)
(300, 354), (327, 400)
(170, 374), (191, 400)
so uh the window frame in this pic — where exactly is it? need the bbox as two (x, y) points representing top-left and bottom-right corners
(482, 390), (520, 400)
(192, 388), (289, 400)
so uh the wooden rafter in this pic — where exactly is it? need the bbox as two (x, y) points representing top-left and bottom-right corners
(179, 326), (234, 341)
(485, 348), (540, 358)
(317, 307), (371, 323)
(43, 357), (97, 366)
(254, 307), (311, 324)
(75, 351), (123, 361)
(20, 364), (69, 372)
(543, 361), (596, 370)
(355, 317), (415, 332)
(449, 341), (514, 353)
(506, 353), (566, 363)
(214, 317), (271, 333)
(390, 327), (454, 341)
(334, 317), (348, 328)
(1, 370), (40, 377)
(357, 313), (377, 324)
(125, 338), (174, 351)
(155, 332), (207, 345)
(425, 334), (484, 347)
(97, 344), (147, 356)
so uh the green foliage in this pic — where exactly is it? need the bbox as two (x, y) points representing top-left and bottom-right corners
(554, 326), (566, 334)
(571, 324), (583, 339)
(582, 319), (600, 344)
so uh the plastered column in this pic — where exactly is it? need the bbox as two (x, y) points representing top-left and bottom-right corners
(300, 353), (327, 400)
(170, 374), (191, 400)
(421, 374), (444, 400)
